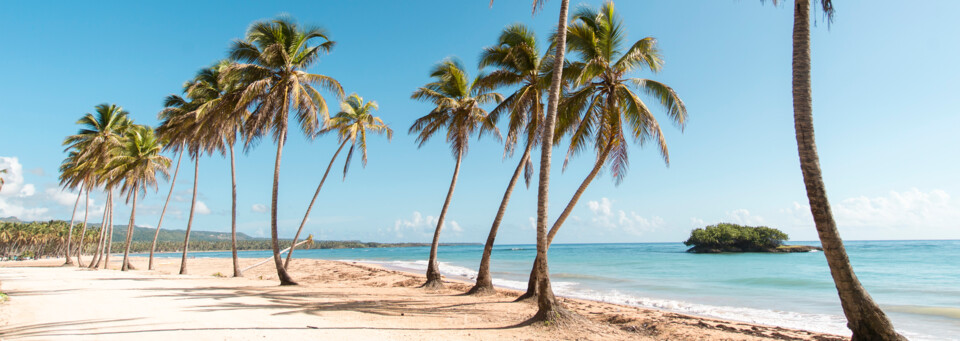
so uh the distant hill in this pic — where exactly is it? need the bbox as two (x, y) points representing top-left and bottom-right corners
(0, 216), (22, 223)
(111, 225), (259, 243)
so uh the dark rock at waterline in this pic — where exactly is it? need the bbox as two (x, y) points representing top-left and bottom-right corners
(686, 245), (823, 253)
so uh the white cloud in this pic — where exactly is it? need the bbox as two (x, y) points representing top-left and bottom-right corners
(785, 188), (960, 237)
(0, 157), (50, 220)
(251, 203), (267, 213)
(387, 211), (460, 239)
(690, 217), (706, 227)
(724, 208), (766, 225)
(586, 197), (663, 236)
(195, 201), (211, 215)
(19, 184), (35, 197)
(0, 157), (27, 197)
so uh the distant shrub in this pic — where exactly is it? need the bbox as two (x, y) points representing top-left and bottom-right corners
(684, 223), (788, 253)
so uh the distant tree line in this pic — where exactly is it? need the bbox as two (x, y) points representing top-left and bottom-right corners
(0, 220), (458, 259)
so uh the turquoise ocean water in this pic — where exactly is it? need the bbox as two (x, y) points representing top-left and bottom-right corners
(149, 240), (960, 340)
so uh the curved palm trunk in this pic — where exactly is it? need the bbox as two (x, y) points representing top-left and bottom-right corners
(530, 0), (572, 323)
(179, 157), (199, 275)
(121, 191), (138, 271)
(229, 144), (241, 277)
(422, 153), (463, 289)
(62, 187), (82, 266)
(270, 130), (297, 285)
(90, 194), (111, 269)
(150, 149), (183, 270)
(106, 192), (117, 269)
(790, 2), (902, 339)
(520, 140), (613, 300)
(284, 140), (349, 270)
(75, 190), (91, 266)
(468, 142), (533, 295)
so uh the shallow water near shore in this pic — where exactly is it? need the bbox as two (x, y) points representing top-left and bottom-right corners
(148, 240), (960, 340)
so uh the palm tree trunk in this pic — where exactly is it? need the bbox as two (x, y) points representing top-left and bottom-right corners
(790, 2), (903, 339)
(530, 0), (572, 323)
(121, 191), (138, 271)
(270, 129), (297, 285)
(468, 142), (533, 295)
(90, 194), (110, 269)
(422, 152), (463, 289)
(75, 190), (90, 266)
(62, 187), (82, 266)
(91, 215), (106, 268)
(229, 144), (241, 277)
(179, 157), (199, 275)
(150, 149), (183, 270)
(284, 139), (349, 270)
(520, 139), (614, 301)
(106, 192), (116, 268)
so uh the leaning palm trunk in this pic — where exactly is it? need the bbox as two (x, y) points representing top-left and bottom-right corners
(150, 149), (183, 270)
(270, 130), (297, 285)
(520, 139), (614, 300)
(75, 190), (91, 266)
(229, 144), (241, 277)
(284, 140), (348, 269)
(179, 157), (200, 275)
(468, 142), (533, 295)
(106, 192), (118, 268)
(90, 194), (111, 269)
(790, 2), (902, 339)
(423, 153), (463, 289)
(531, 0), (572, 323)
(62, 187), (82, 266)
(121, 191), (138, 271)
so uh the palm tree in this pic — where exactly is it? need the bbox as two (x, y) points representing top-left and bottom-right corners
(520, 1), (689, 301)
(63, 104), (132, 267)
(108, 125), (171, 271)
(0, 169), (6, 193)
(284, 94), (392, 269)
(189, 60), (247, 277)
(410, 59), (502, 289)
(156, 92), (213, 275)
(764, 1), (903, 339)
(228, 16), (343, 285)
(529, 0), (572, 323)
(467, 24), (553, 296)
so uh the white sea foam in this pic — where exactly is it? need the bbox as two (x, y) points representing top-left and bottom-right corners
(340, 258), (943, 341)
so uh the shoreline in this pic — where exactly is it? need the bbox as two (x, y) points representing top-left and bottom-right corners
(0, 257), (848, 340)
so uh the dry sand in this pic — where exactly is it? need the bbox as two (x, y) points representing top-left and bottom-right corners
(0, 256), (847, 340)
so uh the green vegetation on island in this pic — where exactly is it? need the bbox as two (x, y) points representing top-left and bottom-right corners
(683, 223), (821, 253)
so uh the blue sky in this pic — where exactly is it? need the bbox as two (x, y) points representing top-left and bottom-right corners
(1, 1), (958, 244)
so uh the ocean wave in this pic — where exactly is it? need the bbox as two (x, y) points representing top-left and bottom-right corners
(337, 258), (944, 340)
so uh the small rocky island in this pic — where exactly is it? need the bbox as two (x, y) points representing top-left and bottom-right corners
(684, 223), (822, 253)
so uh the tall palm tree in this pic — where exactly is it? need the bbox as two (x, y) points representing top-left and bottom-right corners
(229, 17), (343, 285)
(410, 59), (502, 289)
(520, 1), (689, 301)
(190, 60), (247, 277)
(108, 125), (171, 271)
(284, 94), (392, 268)
(63, 104), (132, 267)
(156, 92), (215, 275)
(467, 24), (553, 295)
(490, 0), (573, 321)
(764, 1), (903, 339)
